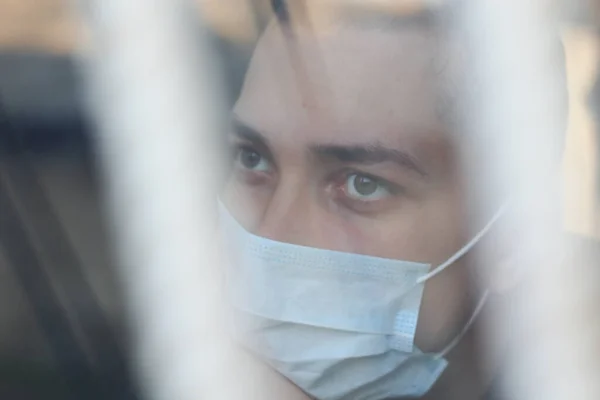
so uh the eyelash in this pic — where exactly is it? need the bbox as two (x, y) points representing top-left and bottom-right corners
(229, 143), (274, 182)
(331, 170), (402, 207)
(229, 143), (403, 209)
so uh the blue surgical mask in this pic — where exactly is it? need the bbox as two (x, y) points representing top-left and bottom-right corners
(218, 202), (503, 400)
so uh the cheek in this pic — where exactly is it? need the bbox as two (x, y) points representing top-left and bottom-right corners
(324, 210), (372, 253)
(415, 262), (473, 352)
(365, 192), (471, 352)
(356, 224), (471, 347)
(410, 198), (473, 352)
(341, 211), (473, 353)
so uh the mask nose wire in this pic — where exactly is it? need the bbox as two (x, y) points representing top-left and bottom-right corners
(415, 202), (510, 285)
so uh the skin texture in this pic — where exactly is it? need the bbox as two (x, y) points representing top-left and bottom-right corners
(222, 18), (498, 400)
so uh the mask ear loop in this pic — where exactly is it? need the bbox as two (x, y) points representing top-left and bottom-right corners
(415, 203), (509, 358)
(415, 202), (510, 285)
(435, 290), (489, 358)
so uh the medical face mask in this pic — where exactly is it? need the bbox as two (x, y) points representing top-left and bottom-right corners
(218, 202), (505, 400)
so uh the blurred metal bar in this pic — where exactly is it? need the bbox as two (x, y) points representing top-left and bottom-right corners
(459, 1), (600, 400)
(74, 1), (237, 399)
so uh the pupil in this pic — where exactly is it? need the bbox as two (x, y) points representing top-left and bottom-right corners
(241, 149), (261, 168)
(354, 176), (377, 195)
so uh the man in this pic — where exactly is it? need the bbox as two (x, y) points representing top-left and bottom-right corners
(219, 4), (567, 400)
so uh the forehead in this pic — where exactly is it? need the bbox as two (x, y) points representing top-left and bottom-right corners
(234, 20), (463, 145)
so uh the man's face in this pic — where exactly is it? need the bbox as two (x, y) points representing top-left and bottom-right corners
(222, 22), (473, 353)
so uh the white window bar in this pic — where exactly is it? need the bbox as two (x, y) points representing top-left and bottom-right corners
(459, 1), (600, 400)
(74, 1), (245, 399)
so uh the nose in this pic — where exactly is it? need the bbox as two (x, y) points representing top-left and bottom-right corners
(255, 177), (323, 248)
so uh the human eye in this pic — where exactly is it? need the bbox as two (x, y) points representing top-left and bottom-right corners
(234, 145), (272, 173)
(345, 173), (393, 201)
(227, 143), (275, 188)
(331, 171), (404, 213)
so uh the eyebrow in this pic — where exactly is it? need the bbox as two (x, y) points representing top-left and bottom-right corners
(230, 116), (427, 177)
(231, 117), (269, 145)
(229, 116), (277, 163)
(312, 144), (428, 177)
